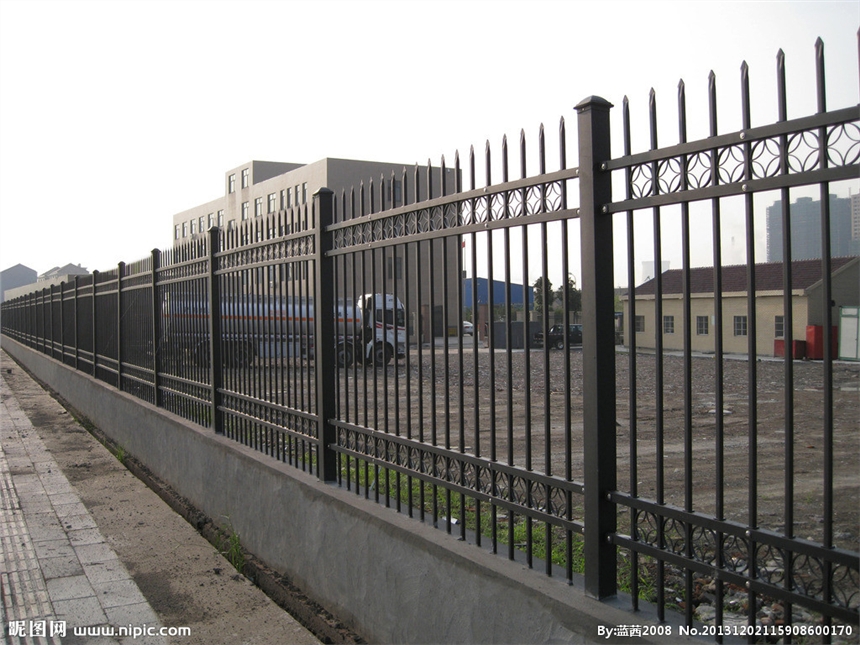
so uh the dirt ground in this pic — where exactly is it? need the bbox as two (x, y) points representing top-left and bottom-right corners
(338, 346), (860, 552)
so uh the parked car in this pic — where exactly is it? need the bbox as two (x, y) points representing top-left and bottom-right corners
(462, 320), (474, 336)
(533, 324), (582, 349)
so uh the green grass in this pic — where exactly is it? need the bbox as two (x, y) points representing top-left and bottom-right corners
(218, 517), (245, 574)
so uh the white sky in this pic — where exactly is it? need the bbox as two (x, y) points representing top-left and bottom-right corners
(0, 0), (858, 281)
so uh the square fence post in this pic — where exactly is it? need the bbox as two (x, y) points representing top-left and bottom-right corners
(313, 188), (338, 482)
(576, 95), (618, 600)
(73, 276), (79, 370)
(117, 262), (124, 391)
(151, 249), (162, 408)
(92, 270), (99, 375)
(207, 228), (223, 434)
(59, 281), (66, 364)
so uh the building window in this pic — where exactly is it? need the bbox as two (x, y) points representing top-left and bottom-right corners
(302, 182), (308, 204)
(218, 210), (225, 227)
(387, 257), (403, 280)
(774, 315), (785, 338)
(255, 197), (264, 217)
(268, 193), (277, 214)
(228, 174), (235, 194)
(190, 220), (197, 235)
(182, 222), (188, 238)
(280, 189), (286, 210)
(287, 187), (292, 208)
(198, 216), (205, 233)
(241, 168), (249, 189)
(696, 316), (709, 336)
(734, 315), (748, 337)
(242, 202), (249, 221)
(174, 225), (180, 241)
(390, 179), (402, 207)
(635, 315), (645, 333)
(663, 315), (675, 335)
(208, 213), (215, 229)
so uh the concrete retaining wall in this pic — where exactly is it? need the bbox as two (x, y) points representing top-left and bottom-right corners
(3, 338), (677, 644)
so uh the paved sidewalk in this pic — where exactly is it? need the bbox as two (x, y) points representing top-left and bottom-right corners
(1, 371), (166, 645)
(1, 352), (322, 645)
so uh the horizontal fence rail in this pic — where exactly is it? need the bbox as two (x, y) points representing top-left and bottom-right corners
(2, 35), (858, 642)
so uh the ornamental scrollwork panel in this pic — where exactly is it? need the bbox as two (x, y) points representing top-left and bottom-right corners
(626, 122), (858, 199)
(827, 122), (860, 167)
(749, 137), (783, 179)
(832, 564), (860, 610)
(691, 525), (718, 565)
(334, 427), (578, 524)
(790, 553), (825, 602)
(786, 130), (822, 173)
(754, 543), (788, 586)
(685, 151), (713, 189)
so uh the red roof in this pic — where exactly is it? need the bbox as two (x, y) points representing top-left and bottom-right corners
(633, 257), (858, 296)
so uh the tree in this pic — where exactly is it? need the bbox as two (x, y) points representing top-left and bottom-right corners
(533, 276), (553, 316)
(556, 274), (582, 314)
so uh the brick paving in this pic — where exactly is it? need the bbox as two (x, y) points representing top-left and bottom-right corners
(1, 373), (166, 645)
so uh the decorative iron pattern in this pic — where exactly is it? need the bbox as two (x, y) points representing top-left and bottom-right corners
(157, 258), (208, 285)
(216, 232), (315, 274)
(330, 171), (576, 253)
(222, 392), (318, 444)
(333, 423), (583, 533)
(622, 503), (860, 621)
(614, 108), (859, 207)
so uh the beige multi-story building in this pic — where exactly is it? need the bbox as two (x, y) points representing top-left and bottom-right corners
(171, 158), (462, 342)
(622, 257), (860, 357)
(172, 158), (457, 241)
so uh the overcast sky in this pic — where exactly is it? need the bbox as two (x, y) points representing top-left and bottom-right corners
(0, 0), (857, 281)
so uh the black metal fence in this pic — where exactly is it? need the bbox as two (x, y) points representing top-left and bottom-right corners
(3, 37), (858, 640)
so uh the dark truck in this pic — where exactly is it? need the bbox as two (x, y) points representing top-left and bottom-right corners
(533, 323), (583, 349)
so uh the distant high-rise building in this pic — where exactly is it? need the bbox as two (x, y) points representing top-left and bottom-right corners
(766, 195), (858, 262)
(852, 193), (860, 245)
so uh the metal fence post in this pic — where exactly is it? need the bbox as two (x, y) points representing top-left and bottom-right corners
(207, 228), (223, 434)
(73, 276), (79, 370)
(576, 95), (617, 599)
(48, 285), (54, 358)
(151, 249), (162, 408)
(59, 281), (66, 364)
(117, 262), (125, 391)
(92, 270), (99, 376)
(313, 188), (338, 482)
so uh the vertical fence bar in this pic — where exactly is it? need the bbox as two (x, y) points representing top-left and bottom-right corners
(775, 47), (797, 634)
(576, 95), (616, 599)
(59, 282), (65, 364)
(739, 61), (761, 634)
(117, 262), (124, 391)
(314, 188), (338, 482)
(48, 285), (54, 359)
(151, 248), (162, 408)
(815, 39), (835, 637)
(207, 228), (223, 434)
(622, 95), (641, 607)
(708, 71), (727, 640)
